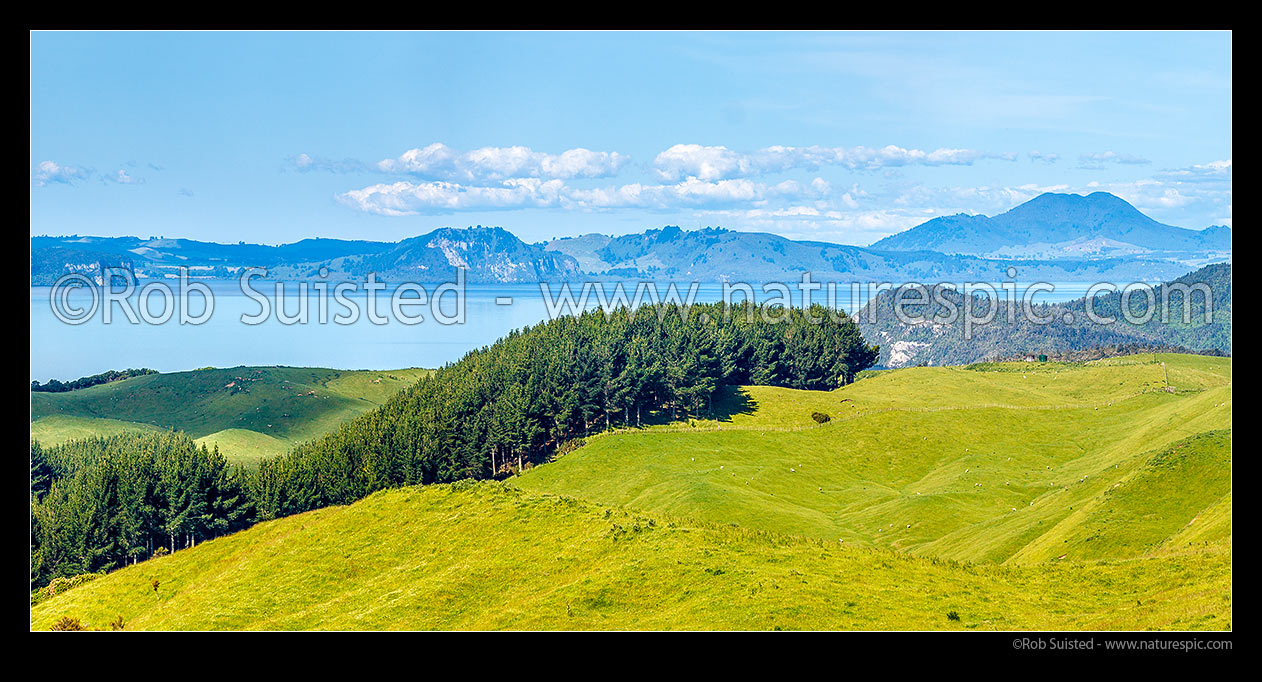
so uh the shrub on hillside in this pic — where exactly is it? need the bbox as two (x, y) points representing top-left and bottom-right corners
(554, 438), (587, 459)
(49, 616), (86, 631)
(32, 573), (99, 606)
(811, 411), (831, 424)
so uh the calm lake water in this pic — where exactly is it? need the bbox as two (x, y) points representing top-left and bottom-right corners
(29, 280), (1104, 382)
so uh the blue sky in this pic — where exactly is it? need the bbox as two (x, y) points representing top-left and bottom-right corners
(30, 31), (1232, 246)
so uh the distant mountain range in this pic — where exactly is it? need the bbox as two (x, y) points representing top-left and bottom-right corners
(30, 192), (1229, 285)
(30, 229), (577, 285)
(870, 191), (1230, 262)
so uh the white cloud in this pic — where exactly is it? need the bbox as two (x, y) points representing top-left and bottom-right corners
(1155, 159), (1231, 182)
(695, 205), (937, 246)
(567, 177), (766, 209)
(337, 178), (568, 216)
(652, 144), (751, 181)
(1078, 151), (1152, 169)
(1105, 159), (1232, 226)
(32, 161), (92, 186)
(376, 143), (628, 182)
(891, 182), (1071, 214)
(335, 174), (834, 216)
(540, 148), (629, 180)
(1094, 179), (1194, 210)
(33, 160), (162, 187)
(105, 169), (144, 185)
(328, 142), (1230, 237)
(653, 143), (1015, 181)
(291, 153), (367, 174)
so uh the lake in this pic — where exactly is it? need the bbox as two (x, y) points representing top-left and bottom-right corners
(29, 279), (1105, 382)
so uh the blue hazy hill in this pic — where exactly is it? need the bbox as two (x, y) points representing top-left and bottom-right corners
(869, 192), (1230, 260)
(32, 193), (1229, 285)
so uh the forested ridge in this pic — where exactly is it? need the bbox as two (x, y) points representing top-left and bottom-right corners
(31, 302), (878, 588)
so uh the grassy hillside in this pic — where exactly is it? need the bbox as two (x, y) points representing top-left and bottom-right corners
(518, 355), (1230, 564)
(31, 353), (1229, 630)
(29, 483), (1229, 631)
(29, 415), (165, 444)
(30, 366), (429, 465)
(1009, 430), (1230, 562)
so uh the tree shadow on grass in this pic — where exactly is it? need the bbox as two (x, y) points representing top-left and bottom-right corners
(630, 385), (757, 428)
(710, 385), (756, 423)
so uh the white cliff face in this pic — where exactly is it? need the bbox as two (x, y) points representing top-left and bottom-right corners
(887, 341), (930, 368)
(427, 236), (472, 270)
(421, 231), (580, 282)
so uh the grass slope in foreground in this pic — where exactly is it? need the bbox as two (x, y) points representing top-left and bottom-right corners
(33, 353), (1230, 630)
(29, 482), (1229, 631)
(30, 366), (429, 465)
(517, 354), (1231, 564)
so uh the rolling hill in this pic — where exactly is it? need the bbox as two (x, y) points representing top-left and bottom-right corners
(516, 354), (1230, 563)
(31, 353), (1230, 630)
(29, 482), (1229, 631)
(30, 366), (428, 466)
